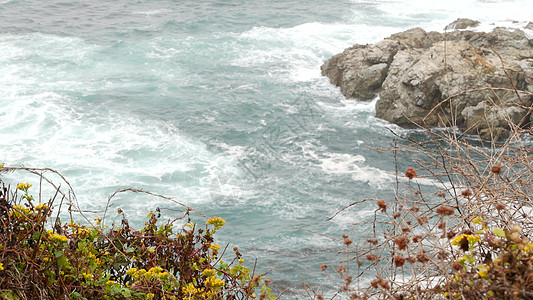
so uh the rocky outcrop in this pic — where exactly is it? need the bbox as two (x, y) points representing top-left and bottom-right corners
(445, 18), (480, 30)
(321, 19), (533, 140)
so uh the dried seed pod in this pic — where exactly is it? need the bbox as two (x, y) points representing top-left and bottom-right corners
(436, 205), (454, 216)
(394, 255), (406, 267)
(366, 254), (378, 261)
(461, 189), (472, 197)
(366, 238), (378, 245)
(405, 168), (417, 179)
(377, 200), (387, 212)
(416, 251), (430, 263)
(394, 236), (409, 250)
(491, 165), (502, 174)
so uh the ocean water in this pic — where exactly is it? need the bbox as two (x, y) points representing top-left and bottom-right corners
(1, 0), (532, 297)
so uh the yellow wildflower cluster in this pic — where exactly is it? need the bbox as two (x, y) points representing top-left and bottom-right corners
(34, 203), (49, 210)
(210, 244), (221, 251)
(183, 283), (204, 299)
(522, 242), (533, 253)
(10, 203), (50, 219)
(182, 270), (226, 300)
(75, 227), (93, 239)
(82, 272), (94, 280)
(46, 230), (69, 243)
(205, 276), (225, 288)
(0, 262), (4, 271)
(202, 268), (216, 277)
(451, 234), (480, 247)
(10, 205), (30, 218)
(478, 269), (488, 279)
(16, 182), (32, 192)
(185, 222), (195, 228)
(87, 252), (102, 266)
(126, 266), (170, 281)
(206, 217), (226, 230)
(472, 216), (484, 225)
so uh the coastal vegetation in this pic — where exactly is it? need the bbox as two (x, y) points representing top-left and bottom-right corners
(312, 46), (533, 298)
(0, 166), (275, 299)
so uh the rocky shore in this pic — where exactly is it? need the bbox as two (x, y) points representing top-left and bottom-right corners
(321, 19), (533, 140)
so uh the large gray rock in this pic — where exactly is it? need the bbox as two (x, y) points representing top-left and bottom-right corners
(321, 21), (533, 140)
(445, 18), (480, 31)
(321, 39), (399, 100)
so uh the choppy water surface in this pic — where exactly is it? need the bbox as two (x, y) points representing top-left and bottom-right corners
(1, 0), (532, 297)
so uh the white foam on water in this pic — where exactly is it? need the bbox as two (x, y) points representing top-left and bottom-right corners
(233, 21), (403, 84)
(0, 33), (243, 212)
(132, 9), (171, 15)
(2, 100), (239, 205)
(372, 0), (533, 32)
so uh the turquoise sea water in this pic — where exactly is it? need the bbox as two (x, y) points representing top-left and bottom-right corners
(1, 0), (532, 297)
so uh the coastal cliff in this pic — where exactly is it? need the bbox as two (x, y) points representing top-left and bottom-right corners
(321, 19), (533, 140)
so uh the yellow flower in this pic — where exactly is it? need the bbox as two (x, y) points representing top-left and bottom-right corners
(0, 262), (4, 271)
(451, 234), (480, 247)
(34, 203), (49, 211)
(146, 293), (155, 300)
(106, 280), (115, 285)
(126, 268), (138, 276)
(82, 272), (94, 280)
(238, 258), (244, 264)
(478, 269), (488, 279)
(182, 282), (203, 296)
(49, 232), (69, 243)
(185, 222), (195, 228)
(472, 216), (483, 225)
(10, 205), (30, 218)
(16, 182), (32, 192)
(206, 217), (226, 230)
(205, 276), (225, 288)
(202, 269), (216, 277)
(210, 244), (221, 251)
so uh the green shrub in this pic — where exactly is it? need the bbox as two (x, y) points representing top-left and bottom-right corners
(0, 170), (275, 300)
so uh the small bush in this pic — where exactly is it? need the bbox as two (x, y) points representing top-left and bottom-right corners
(310, 70), (533, 299)
(0, 168), (275, 299)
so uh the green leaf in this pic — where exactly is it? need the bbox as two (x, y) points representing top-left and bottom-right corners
(465, 254), (475, 264)
(58, 255), (68, 269)
(493, 228), (505, 237)
(121, 288), (132, 297)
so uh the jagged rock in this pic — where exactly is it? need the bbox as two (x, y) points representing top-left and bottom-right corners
(321, 20), (533, 140)
(445, 18), (480, 31)
(321, 39), (399, 100)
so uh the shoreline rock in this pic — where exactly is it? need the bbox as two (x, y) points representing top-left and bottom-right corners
(321, 19), (533, 140)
